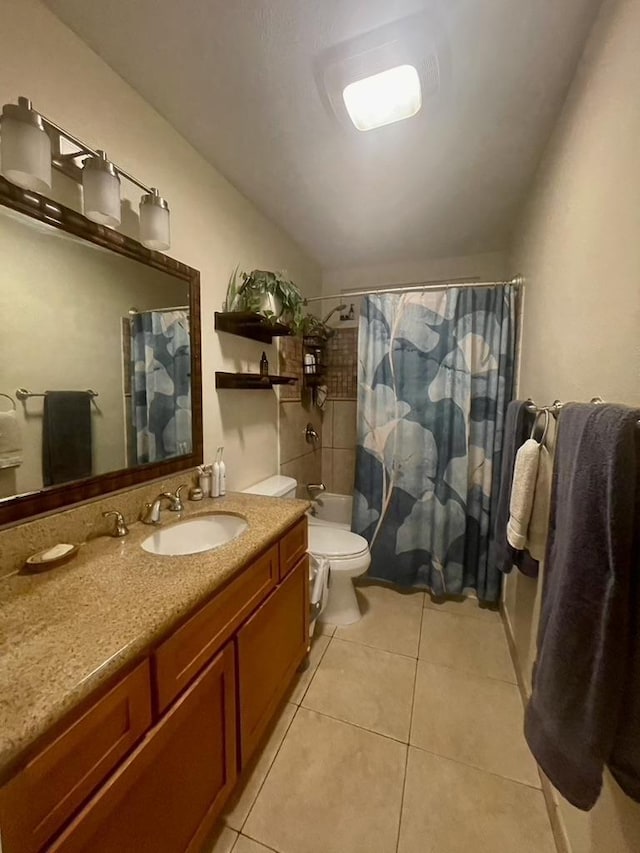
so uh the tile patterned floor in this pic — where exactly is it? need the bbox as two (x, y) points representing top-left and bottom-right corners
(206, 585), (556, 853)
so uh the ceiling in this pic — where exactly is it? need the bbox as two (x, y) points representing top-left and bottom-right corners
(44, 0), (602, 269)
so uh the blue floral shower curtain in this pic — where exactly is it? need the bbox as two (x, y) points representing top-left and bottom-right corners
(352, 286), (516, 603)
(131, 309), (192, 463)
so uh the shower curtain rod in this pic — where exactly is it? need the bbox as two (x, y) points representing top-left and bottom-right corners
(304, 274), (524, 303)
(127, 305), (189, 314)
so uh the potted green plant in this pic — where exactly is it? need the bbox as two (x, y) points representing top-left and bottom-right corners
(224, 267), (305, 332)
(298, 312), (335, 342)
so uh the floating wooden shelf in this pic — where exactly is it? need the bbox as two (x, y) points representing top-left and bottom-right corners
(215, 372), (298, 390)
(214, 311), (292, 344)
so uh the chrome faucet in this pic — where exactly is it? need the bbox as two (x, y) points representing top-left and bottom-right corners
(140, 484), (187, 525)
(306, 483), (326, 496)
(304, 423), (319, 444)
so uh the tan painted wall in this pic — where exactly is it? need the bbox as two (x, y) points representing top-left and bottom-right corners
(0, 0), (321, 509)
(507, 1), (640, 850)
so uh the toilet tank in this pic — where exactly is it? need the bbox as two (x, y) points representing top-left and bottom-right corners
(242, 475), (297, 499)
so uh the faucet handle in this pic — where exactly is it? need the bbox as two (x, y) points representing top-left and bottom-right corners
(171, 483), (188, 511)
(102, 510), (129, 537)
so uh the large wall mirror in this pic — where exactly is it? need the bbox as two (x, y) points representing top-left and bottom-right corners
(0, 177), (202, 526)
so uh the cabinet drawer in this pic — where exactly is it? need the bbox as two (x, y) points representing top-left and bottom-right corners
(279, 517), (308, 581)
(0, 660), (152, 853)
(49, 643), (237, 853)
(154, 545), (277, 712)
(237, 555), (309, 765)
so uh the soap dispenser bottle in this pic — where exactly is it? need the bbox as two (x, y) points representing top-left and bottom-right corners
(212, 449), (221, 498)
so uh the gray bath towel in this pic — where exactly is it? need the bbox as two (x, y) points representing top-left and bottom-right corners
(524, 403), (640, 810)
(494, 400), (539, 577)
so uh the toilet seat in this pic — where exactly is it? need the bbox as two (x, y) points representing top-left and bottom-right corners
(308, 526), (369, 560)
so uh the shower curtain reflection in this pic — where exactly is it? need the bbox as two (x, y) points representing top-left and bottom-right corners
(352, 286), (516, 603)
(131, 309), (192, 464)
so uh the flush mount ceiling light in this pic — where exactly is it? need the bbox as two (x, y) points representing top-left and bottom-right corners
(0, 96), (171, 251)
(316, 10), (448, 134)
(342, 64), (422, 131)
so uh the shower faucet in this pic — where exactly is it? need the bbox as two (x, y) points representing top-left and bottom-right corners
(304, 423), (319, 444)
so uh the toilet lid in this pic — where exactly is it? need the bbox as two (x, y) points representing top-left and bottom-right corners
(309, 526), (369, 558)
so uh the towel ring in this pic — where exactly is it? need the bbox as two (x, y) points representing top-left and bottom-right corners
(540, 408), (551, 446)
(0, 392), (16, 412)
(530, 408), (550, 445)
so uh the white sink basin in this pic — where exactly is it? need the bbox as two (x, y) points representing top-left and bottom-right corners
(141, 514), (248, 556)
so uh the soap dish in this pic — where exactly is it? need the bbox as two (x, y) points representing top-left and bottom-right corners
(23, 543), (79, 573)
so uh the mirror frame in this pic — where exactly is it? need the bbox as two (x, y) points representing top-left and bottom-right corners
(0, 176), (203, 527)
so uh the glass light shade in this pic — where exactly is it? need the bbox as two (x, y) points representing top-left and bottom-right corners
(82, 152), (121, 227)
(343, 64), (422, 131)
(140, 189), (170, 251)
(0, 101), (52, 192)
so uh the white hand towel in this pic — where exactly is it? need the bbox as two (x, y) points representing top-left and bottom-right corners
(507, 438), (540, 550)
(527, 443), (554, 561)
(0, 410), (22, 468)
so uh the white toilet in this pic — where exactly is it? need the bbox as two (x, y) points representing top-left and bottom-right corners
(243, 475), (371, 625)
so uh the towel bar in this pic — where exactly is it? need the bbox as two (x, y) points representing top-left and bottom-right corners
(16, 388), (99, 400)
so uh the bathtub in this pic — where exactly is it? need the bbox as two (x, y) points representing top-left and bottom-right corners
(308, 492), (352, 530)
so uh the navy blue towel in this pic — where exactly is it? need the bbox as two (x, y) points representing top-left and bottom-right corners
(42, 391), (93, 486)
(524, 403), (640, 810)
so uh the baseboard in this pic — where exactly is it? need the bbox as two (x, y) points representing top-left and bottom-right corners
(499, 600), (571, 853)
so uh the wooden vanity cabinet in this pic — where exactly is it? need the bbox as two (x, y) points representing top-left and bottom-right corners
(237, 554), (309, 765)
(0, 661), (152, 853)
(48, 643), (237, 853)
(153, 544), (278, 713)
(278, 516), (308, 580)
(0, 517), (309, 853)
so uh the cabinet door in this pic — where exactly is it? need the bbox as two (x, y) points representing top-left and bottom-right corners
(49, 643), (236, 853)
(154, 544), (277, 712)
(237, 556), (309, 766)
(0, 661), (151, 853)
(278, 517), (308, 581)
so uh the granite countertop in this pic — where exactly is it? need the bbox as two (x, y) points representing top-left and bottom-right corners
(0, 492), (309, 781)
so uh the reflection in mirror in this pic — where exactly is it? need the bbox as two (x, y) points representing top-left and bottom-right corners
(0, 203), (192, 502)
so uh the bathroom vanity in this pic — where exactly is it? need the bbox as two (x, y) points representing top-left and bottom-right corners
(0, 497), (309, 853)
(0, 147), (313, 852)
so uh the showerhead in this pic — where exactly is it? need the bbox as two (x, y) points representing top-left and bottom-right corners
(322, 303), (347, 324)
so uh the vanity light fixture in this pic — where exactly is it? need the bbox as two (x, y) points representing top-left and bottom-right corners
(0, 97), (52, 192)
(0, 96), (171, 250)
(82, 150), (121, 227)
(139, 188), (170, 251)
(342, 64), (422, 131)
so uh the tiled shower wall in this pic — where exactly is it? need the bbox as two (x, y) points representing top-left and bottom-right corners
(278, 337), (322, 497)
(321, 328), (358, 495)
